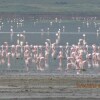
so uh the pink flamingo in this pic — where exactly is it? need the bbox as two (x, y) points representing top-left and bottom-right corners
(57, 50), (63, 70)
(20, 34), (25, 46)
(45, 49), (49, 68)
(25, 57), (31, 71)
(96, 52), (100, 67)
(51, 43), (56, 59)
(20, 34), (25, 41)
(35, 54), (40, 70)
(92, 52), (99, 67)
(1, 50), (5, 64)
(39, 53), (45, 71)
(92, 44), (97, 52)
(24, 50), (30, 60)
(45, 42), (50, 68)
(10, 28), (13, 42)
(11, 45), (16, 57)
(46, 39), (51, 49)
(66, 57), (76, 70)
(16, 44), (21, 59)
(32, 45), (38, 63)
(55, 30), (60, 44)
(17, 34), (20, 45)
(7, 52), (11, 69)
(45, 42), (50, 53)
(24, 42), (30, 51)
(75, 55), (87, 70)
(86, 53), (92, 68)
(92, 44), (99, 67)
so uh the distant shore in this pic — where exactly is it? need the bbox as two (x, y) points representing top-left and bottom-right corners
(0, 12), (100, 19)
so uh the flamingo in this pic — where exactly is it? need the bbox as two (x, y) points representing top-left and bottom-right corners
(32, 45), (38, 63)
(86, 53), (92, 68)
(16, 44), (21, 59)
(24, 42), (30, 51)
(10, 28), (13, 42)
(19, 34), (25, 53)
(83, 34), (86, 45)
(66, 63), (74, 70)
(17, 34), (20, 45)
(45, 42), (50, 67)
(39, 53), (45, 71)
(66, 56), (76, 70)
(24, 50), (30, 60)
(35, 54), (40, 70)
(1, 50), (5, 64)
(55, 30), (61, 44)
(57, 50), (63, 70)
(45, 42), (50, 54)
(46, 39), (51, 47)
(7, 52), (11, 69)
(51, 43), (57, 59)
(25, 57), (31, 71)
(20, 34), (25, 45)
(92, 51), (100, 67)
(45, 49), (49, 68)
(11, 45), (16, 57)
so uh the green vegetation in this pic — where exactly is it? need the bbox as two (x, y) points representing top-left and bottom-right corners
(0, 0), (100, 16)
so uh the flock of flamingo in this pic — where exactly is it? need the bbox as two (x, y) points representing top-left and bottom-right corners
(0, 16), (100, 74)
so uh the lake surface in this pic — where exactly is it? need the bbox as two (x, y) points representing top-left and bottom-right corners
(0, 16), (100, 75)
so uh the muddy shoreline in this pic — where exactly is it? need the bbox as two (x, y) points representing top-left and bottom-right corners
(0, 75), (99, 99)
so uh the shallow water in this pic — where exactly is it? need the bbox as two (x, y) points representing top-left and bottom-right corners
(0, 17), (100, 75)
